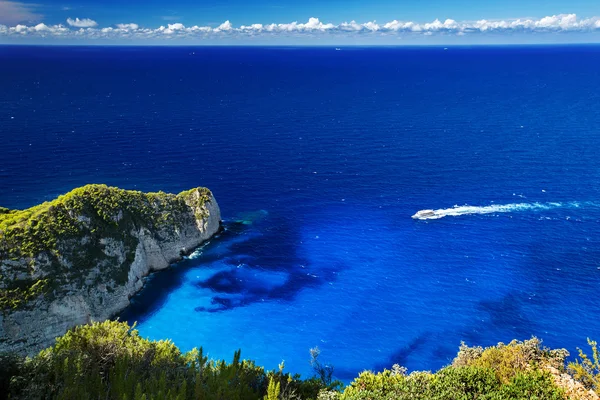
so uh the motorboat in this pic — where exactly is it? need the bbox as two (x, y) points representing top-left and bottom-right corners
(412, 209), (436, 219)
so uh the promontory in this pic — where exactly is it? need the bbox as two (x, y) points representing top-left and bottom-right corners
(0, 184), (221, 355)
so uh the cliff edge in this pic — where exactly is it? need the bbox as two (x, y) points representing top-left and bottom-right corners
(0, 184), (221, 354)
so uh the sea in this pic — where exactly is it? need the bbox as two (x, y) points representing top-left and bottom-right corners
(2, 45), (600, 381)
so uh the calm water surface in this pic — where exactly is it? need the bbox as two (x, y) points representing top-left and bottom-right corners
(2, 45), (600, 379)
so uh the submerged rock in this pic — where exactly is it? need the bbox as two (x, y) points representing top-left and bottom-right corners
(0, 184), (221, 354)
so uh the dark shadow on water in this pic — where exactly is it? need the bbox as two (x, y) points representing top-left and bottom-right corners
(367, 291), (539, 374)
(120, 213), (347, 321)
(478, 292), (537, 339)
(191, 213), (348, 313)
(374, 333), (431, 372)
(432, 344), (459, 367)
(333, 366), (365, 382)
(118, 225), (243, 324)
(193, 262), (344, 312)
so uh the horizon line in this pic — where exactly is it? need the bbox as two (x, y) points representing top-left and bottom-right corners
(2, 41), (600, 47)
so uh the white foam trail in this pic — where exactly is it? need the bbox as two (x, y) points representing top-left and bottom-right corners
(412, 202), (589, 220)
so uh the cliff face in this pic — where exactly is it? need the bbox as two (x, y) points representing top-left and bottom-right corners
(0, 184), (221, 355)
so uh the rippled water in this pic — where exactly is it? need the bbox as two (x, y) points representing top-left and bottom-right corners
(2, 46), (600, 380)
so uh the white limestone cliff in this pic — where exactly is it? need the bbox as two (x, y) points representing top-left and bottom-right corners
(0, 186), (221, 355)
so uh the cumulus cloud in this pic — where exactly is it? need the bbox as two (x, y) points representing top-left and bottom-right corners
(0, 1), (41, 25)
(2, 14), (600, 41)
(66, 17), (97, 28)
(215, 20), (233, 32)
(116, 23), (139, 30)
(33, 23), (50, 31)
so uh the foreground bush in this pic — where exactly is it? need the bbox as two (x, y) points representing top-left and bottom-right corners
(331, 366), (563, 400)
(322, 338), (571, 400)
(4, 320), (330, 400)
(1, 321), (597, 399)
(569, 339), (600, 391)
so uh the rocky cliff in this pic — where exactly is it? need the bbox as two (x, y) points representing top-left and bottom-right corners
(0, 184), (221, 355)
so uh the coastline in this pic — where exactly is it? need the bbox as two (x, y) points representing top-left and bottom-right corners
(0, 184), (222, 355)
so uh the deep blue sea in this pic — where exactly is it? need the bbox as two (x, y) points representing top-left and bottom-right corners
(2, 45), (600, 381)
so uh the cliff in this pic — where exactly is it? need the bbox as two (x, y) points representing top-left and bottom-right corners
(0, 184), (221, 355)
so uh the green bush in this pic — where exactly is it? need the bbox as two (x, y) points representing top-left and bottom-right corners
(568, 338), (600, 391)
(0, 320), (588, 399)
(492, 370), (565, 400)
(339, 339), (570, 400)
(339, 366), (564, 400)
(6, 320), (327, 400)
(453, 338), (568, 383)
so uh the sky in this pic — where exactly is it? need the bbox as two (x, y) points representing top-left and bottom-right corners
(1, 0), (600, 44)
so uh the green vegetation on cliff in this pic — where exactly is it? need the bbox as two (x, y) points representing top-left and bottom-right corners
(1, 320), (598, 400)
(0, 184), (214, 311)
(569, 338), (600, 392)
(0, 278), (48, 311)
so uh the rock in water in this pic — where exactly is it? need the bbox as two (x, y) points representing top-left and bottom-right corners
(0, 184), (221, 354)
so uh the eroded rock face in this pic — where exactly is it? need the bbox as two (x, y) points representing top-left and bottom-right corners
(546, 366), (599, 400)
(0, 185), (221, 355)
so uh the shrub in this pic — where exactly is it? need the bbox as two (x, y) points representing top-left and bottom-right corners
(7, 320), (329, 400)
(310, 346), (342, 391)
(264, 376), (281, 400)
(0, 320), (583, 399)
(339, 339), (571, 400)
(568, 338), (600, 391)
(493, 370), (565, 400)
(453, 338), (568, 383)
(339, 366), (564, 400)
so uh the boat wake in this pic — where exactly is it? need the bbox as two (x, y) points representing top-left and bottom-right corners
(412, 202), (584, 220)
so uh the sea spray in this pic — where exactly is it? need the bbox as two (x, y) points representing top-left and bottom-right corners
(412, 201), (593, 220)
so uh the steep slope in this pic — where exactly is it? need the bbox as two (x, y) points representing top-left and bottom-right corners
(0, 184), (221, 354)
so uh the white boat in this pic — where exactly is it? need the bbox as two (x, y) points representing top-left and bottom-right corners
(412, 209), (436, 219)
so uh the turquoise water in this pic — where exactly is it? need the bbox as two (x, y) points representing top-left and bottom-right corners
(2, 45), (600, 380)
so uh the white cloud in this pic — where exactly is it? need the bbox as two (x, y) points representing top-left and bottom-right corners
(240, 23), (263, 32)
(0, 1), (41, 25)
(168, 23), (184, 30)
(116, 23), (138, 30)
(383, 20), (416, 31)
(265, 17), (335, 32)
(2, 14), (600, 41)
(215, 20), (233, 31)
(66, 17), (97, 28)
(162, 22), (185, 34)
(33, 23), (49, 31)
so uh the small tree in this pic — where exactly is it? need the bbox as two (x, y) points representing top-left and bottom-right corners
(310, 347), (335, 387)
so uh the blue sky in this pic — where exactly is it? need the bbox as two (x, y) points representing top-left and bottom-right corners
(2, 0), (600, 44)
